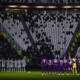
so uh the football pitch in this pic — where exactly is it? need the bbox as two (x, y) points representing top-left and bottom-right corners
(0, 71), (80, 80)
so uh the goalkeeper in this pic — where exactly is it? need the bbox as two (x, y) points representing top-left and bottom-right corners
(72, 58), (77, 74)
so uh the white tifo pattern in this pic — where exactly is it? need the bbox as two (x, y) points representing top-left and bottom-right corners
(0, 10), (80, 57)
(0, 13), (31, 51)
(76, 47), (80, 57)
(25, 10), (79, 57)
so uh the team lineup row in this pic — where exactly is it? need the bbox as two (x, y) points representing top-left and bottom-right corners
(0, 58), (26, 72)
(41, 57), (80, 74)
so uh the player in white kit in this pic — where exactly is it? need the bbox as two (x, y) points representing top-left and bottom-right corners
(20, 59), (22, 72)
(17, 59), (21, 72)
(10, 59), (13, 72)
(22, 58), (26, 72)
(9, 59), (12, 72)
(2, 58), (5, 72)
(17, 59), (18, 72)
(14, 59), (17, 72)
(13, 59), (15, 72)
(7, 58), (10, 72)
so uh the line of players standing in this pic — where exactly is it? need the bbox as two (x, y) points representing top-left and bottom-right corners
(41, 56), (80, 74)
(0, 58), (26, 72)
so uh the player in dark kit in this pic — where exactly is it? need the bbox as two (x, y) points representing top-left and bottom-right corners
(41, 59), (47, 76)
(77, 57), (80, 73)
(68, 56), (72, 73)
(63, 57), (68, 72)
(47, 59), (52, 74)
(59, 59), (64, 73)
(53, 58), (58, 73)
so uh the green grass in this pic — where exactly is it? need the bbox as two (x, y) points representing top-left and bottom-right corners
(0, 71), (80, 80)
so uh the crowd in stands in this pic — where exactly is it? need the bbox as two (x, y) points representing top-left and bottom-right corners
(0, 9), (80, 65)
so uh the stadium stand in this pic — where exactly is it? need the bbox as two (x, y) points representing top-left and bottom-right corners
(24, 9), (79, 58)
(0, 0), (80, 5)
(0, 9), (80, 67)
(0, 32), (20, 59)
